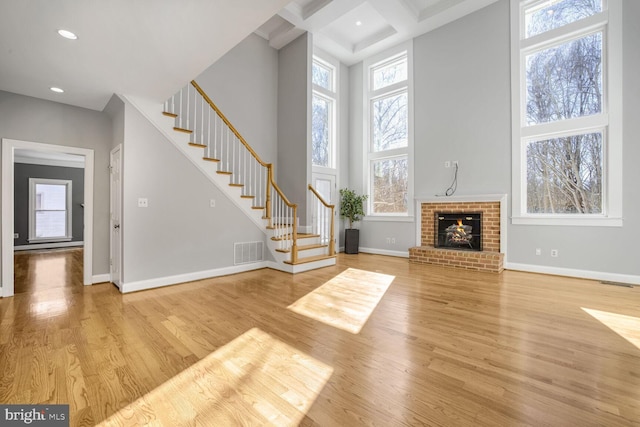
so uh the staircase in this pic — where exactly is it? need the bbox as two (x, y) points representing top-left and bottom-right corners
(125, 81), (336, 273)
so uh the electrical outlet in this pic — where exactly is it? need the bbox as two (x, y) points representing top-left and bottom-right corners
(535, 248), (541, 256)
(210, 199), (216, 208)
(551, 249), (559, 257)
(13, 233), (18, 239)
(391, 237), (396, 244)
(138, 198), (148, 208)
(444, 161), (451, 168)
(386, 237), (391, 244)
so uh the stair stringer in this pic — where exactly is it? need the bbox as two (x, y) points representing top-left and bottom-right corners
(123, 95), (336, 273)
(122, 94), (292, 271)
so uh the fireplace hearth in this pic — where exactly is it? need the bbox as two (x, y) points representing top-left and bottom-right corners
(435, 213), (482, 251)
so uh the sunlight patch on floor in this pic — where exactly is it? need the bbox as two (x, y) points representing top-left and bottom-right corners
(288, 268), (395, 334)
(582, 308), (640, 350)
(98, 328), (333, 426)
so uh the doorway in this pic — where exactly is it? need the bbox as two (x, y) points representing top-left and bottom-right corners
(2, 139), (95, 297)
(110, 145), (122, 288)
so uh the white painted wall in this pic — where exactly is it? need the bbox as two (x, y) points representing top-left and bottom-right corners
(0, 91), (111, 276)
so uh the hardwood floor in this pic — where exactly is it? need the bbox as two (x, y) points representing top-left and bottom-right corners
(14, 248), (83, 294)
(1, 253), (639, 426)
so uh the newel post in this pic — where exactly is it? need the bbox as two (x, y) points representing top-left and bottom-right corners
(291, 204), (298, 264)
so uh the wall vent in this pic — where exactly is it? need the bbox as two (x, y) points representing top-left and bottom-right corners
(234, 241), (264, 265)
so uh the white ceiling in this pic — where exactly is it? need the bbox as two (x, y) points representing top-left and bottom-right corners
(0, 0), (291, 111)
(257, 0), (499, 65)
(0, 0), (497, 112)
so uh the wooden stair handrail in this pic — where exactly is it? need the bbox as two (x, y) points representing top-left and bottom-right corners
(191, 80), (269, 168)
(308, 184), (334, 209)
(308, 184), (335, 256)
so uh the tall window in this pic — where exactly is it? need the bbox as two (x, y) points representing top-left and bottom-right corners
(29, 178), (73, 241)
(511, 0), (622, 225)
(365, 45), (413, 216)
(312, 57), (336, 169)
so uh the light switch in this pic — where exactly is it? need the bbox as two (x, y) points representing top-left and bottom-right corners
(210, 199), (216, 208)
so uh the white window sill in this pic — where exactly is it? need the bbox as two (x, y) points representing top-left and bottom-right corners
(28, 237), (73, 243)
(363, 215), (415, 223)
(512, 216), (623, 227)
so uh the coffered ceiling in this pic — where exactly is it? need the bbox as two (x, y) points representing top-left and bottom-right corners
(0, 0), (498, 111)
(256, 0), (499, 65)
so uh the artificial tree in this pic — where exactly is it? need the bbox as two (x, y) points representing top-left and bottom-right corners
(339, 188), (368, 254)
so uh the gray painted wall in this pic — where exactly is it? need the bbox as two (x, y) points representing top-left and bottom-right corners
(120, 99), (267, 283)
(104, 95), (125, 150)
(337, 62), (351, 250)
(0, 90), (112, 275)
(346, 0), (640, 276)
(14, 163), (84, 246)
(195, 34), (279, 165)
(278, 33), (312, 226)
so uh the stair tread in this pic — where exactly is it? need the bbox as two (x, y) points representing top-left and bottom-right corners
(216, 171), (232, 175)
(174, 127), (193, 134)
(275, 243), (327, 254)
(229, 183), (244, 187)
(284, 254), (336, 266)
(162, 111), (178, 118)
(271, 233), (320, 241)
(203, 157), (220, 162)
(241, 195), (255, 199)
(188, 142), (206, 148)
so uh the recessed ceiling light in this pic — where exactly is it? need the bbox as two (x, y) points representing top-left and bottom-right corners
(57, 29), (78, 40)
(50, 87), (64, 93)
(355, 21), (363, 26)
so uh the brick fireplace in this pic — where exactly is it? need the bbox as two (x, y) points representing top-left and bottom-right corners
(409, 195), (506, 273)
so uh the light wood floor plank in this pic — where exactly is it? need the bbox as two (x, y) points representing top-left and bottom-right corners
(2, 250), (640, 426)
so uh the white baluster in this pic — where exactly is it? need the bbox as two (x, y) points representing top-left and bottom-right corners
(179, 88), (183, 129)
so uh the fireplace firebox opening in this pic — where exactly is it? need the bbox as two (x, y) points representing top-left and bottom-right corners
(435, 212), (482, 251)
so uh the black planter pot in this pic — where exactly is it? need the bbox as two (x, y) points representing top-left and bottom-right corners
(344, 229), (360, 254)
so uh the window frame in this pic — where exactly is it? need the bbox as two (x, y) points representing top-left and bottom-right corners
(363, 42), (414, 219)
(312, 56), (337, 171)
(28, 178), (73, 242)
(510, 0), (622, 226)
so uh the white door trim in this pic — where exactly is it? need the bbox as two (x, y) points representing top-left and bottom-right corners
(109, 145), (122, 288)
(2, 138), (95, 297)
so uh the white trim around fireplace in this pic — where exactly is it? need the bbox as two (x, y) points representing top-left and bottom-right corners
(414, 194), (508, 256)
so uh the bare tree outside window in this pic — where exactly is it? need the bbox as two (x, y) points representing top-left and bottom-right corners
(312, 59), (335, 168)
(524, 0), (603, 214)
(525, 0), (601, 38)
(373, 158), (408, 213)
(372, 92), (408, 152)
(367, 52), (409, 214)
(312, 94), (330, 167)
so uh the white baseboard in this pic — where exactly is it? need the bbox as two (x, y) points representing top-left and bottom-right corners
(359, 247), (409, 258)
(92, 274), (111, 284)
(15, 241), (84, 251)
(120, 262), (269, 294)
(505, 262), (640, 285)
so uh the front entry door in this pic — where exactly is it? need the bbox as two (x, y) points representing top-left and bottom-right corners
(312, 173), (336, 247)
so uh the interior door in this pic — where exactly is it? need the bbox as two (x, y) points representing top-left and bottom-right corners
(109, 145), (122, 288)
(312, 173), (336, 246)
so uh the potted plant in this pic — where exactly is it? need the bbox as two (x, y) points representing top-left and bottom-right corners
(339, 188), (368, 254)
